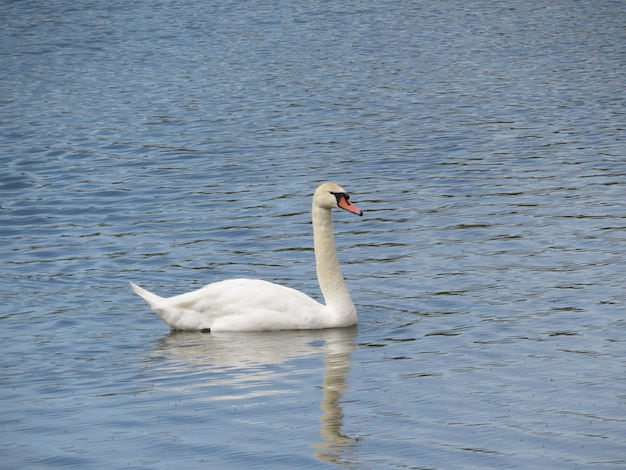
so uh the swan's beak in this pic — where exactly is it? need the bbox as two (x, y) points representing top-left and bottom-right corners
(337, 195), (363, 216)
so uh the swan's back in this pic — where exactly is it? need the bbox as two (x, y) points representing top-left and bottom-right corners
(132, 279), (331, 331)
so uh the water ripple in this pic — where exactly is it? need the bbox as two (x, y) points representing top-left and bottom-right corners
(1, 0), (625, 468)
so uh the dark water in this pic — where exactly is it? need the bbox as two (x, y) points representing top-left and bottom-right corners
(1, 1), (625, 468)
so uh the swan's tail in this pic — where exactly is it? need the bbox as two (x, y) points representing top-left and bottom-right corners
(130, 282), (164, 309)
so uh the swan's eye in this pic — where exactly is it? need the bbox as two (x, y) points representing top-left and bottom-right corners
(330, 191), (350, 204)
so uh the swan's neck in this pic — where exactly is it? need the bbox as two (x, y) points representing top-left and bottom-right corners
(312, 204), (357, 325)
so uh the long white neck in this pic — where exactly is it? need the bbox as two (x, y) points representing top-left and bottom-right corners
(312, 204), (357, 325)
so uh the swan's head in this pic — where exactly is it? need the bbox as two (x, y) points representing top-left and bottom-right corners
(314, 182), (363, 216)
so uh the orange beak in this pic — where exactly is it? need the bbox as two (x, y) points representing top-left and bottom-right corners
(337, 195), (363, 216)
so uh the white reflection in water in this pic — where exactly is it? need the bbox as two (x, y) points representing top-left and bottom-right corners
(312, 331), (357, 465)
(145, 327), (358, 465)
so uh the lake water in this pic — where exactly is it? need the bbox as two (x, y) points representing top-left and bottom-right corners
(1, 0), (625, 468)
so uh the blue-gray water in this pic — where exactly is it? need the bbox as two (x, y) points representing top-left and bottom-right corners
(1, 1), (625, 468)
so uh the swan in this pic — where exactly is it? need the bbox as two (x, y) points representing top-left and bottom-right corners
(130, 182), (363, 332)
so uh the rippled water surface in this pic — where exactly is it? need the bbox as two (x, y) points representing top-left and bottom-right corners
(2, 1), (625, 468)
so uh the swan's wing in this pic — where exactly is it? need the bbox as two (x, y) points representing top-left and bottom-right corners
(160, 278), (327, 331)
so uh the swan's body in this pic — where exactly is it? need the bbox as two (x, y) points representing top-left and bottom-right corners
(130, 182), (363, 332)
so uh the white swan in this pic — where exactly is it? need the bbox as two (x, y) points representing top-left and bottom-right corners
(130, 182), (363, 332)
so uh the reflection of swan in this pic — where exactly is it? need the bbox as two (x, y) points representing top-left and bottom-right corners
(150, 329), (353, 369)
(313, 331), (359, 465)
(145, 328), (358, 464)
(131, 182), (363, 331)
